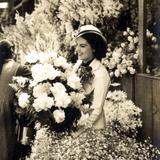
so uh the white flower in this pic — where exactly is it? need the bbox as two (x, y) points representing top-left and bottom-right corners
(18, 93), (30, 108)
(120, 68), (127, 74)
(54, 92), (71, 108)
(128, 67), (136, 74)
(146, 29), (153, 37)
(133, 53), (139, 59)
(51, 83), (71, 108)
(38, 52), (55, 64)
(51, 82), (66, 94)
(129, 31), (135, 36)
(133, 37), (139, 43)
(127, 36), (133, 42)
(29, 80), (37, 88)
(33, 93), (54, 112)
(31, 64), (61, 83)
(120, 43), (125, 48)
(107, 90), (127, 102)
(33, 82), (52, 97)
(126, 60), (133, 66)
(77, 112), (89, 126)
(109, 72), (114, 77)
(129, 43), (135, 51)
(70, 92), (85, 107)
(67, 72), (82, 90)
(127, 27), (131, 32)
(114, 69), (120, 77)
(123, 31), (128, 36)
(43, 63), (61, 80)
(13, 76), (29, 88)
(108, 59), (116, 69)
(31, 64), (46, 82)
(53, 109), (65, 123)
(54, 56), (71, 69)
(152, 36), (157, 42)
(25, 51), (39, 64)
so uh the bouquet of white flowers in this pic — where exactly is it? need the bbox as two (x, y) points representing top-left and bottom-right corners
(10, 51), (90, 132)
(102, 28), (139, 79)
(105, 90), (142, 133)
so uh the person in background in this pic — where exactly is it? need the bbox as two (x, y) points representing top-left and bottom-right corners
(73, 25), (110, 136)
(0, 40), (30, 160)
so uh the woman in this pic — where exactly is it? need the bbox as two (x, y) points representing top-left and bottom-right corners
(0, 40), (30, 160)
(74, 25), (110, 134)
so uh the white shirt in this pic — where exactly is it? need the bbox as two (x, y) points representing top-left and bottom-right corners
(83, 59), (110, 129)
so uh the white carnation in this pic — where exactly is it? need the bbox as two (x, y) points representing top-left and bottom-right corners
(43, 64), (61, 80)
(51, 83), (71, 108)
(54, 92), (71, 108)
(127, 36), (133, 42)
(128, 67), (136, 74)
(51, 82), (66, 94)
(54, 56), (71, 69)
(133, 53), (139, 59)
(67, 72), (82, 90)
(31, 64), (61, 83)
(114, 69), (120, 77)
(25, 51), (39, 64)
(53, 109), (65, 123)
(133, 37), (139, 43)
(33, 83), (52, 97)
(33, 93), (54, 112)
(18, 93), (30, 108)
(31, 64), (46, 82)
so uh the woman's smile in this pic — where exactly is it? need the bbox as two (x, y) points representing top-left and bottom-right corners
(76, 37), (94, 61)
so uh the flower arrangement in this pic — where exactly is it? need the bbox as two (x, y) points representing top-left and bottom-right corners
(101, 28), (159, 78)
(1, 0), (124, 63)
(102, 27), (139, 79)
(58, 0), (123, 25)
(10, 51), (92, 132)
(28, 126), (160, 160)
(145, 29), (159, 74)
(104, 90), (142, 133)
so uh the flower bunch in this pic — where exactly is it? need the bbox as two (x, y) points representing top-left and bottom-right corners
(11, 51), (90, 132)
(102, 28), (139, 79)
(58, 0), (123, 25)
(28, 126), (160, 160)
(146, 29), (159, 74)
(104, 90), (142, 132)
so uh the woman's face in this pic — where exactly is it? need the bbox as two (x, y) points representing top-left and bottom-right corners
(76, 37), (95, 61)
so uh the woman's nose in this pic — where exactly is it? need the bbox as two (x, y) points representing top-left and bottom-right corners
(76, 46), (80, 53)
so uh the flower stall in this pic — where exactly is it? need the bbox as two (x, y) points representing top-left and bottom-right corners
(120, 0), (160, 148)
(1, 0), (160, 159)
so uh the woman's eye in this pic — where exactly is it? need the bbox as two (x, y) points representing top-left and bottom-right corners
(80, 45), (86, 48)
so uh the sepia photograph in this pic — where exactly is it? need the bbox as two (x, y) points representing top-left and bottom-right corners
(0, 0), (160, 159)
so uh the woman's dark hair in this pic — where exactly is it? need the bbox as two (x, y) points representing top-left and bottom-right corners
(0, 41), (14, 74)
(81, 33), (107, 60)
